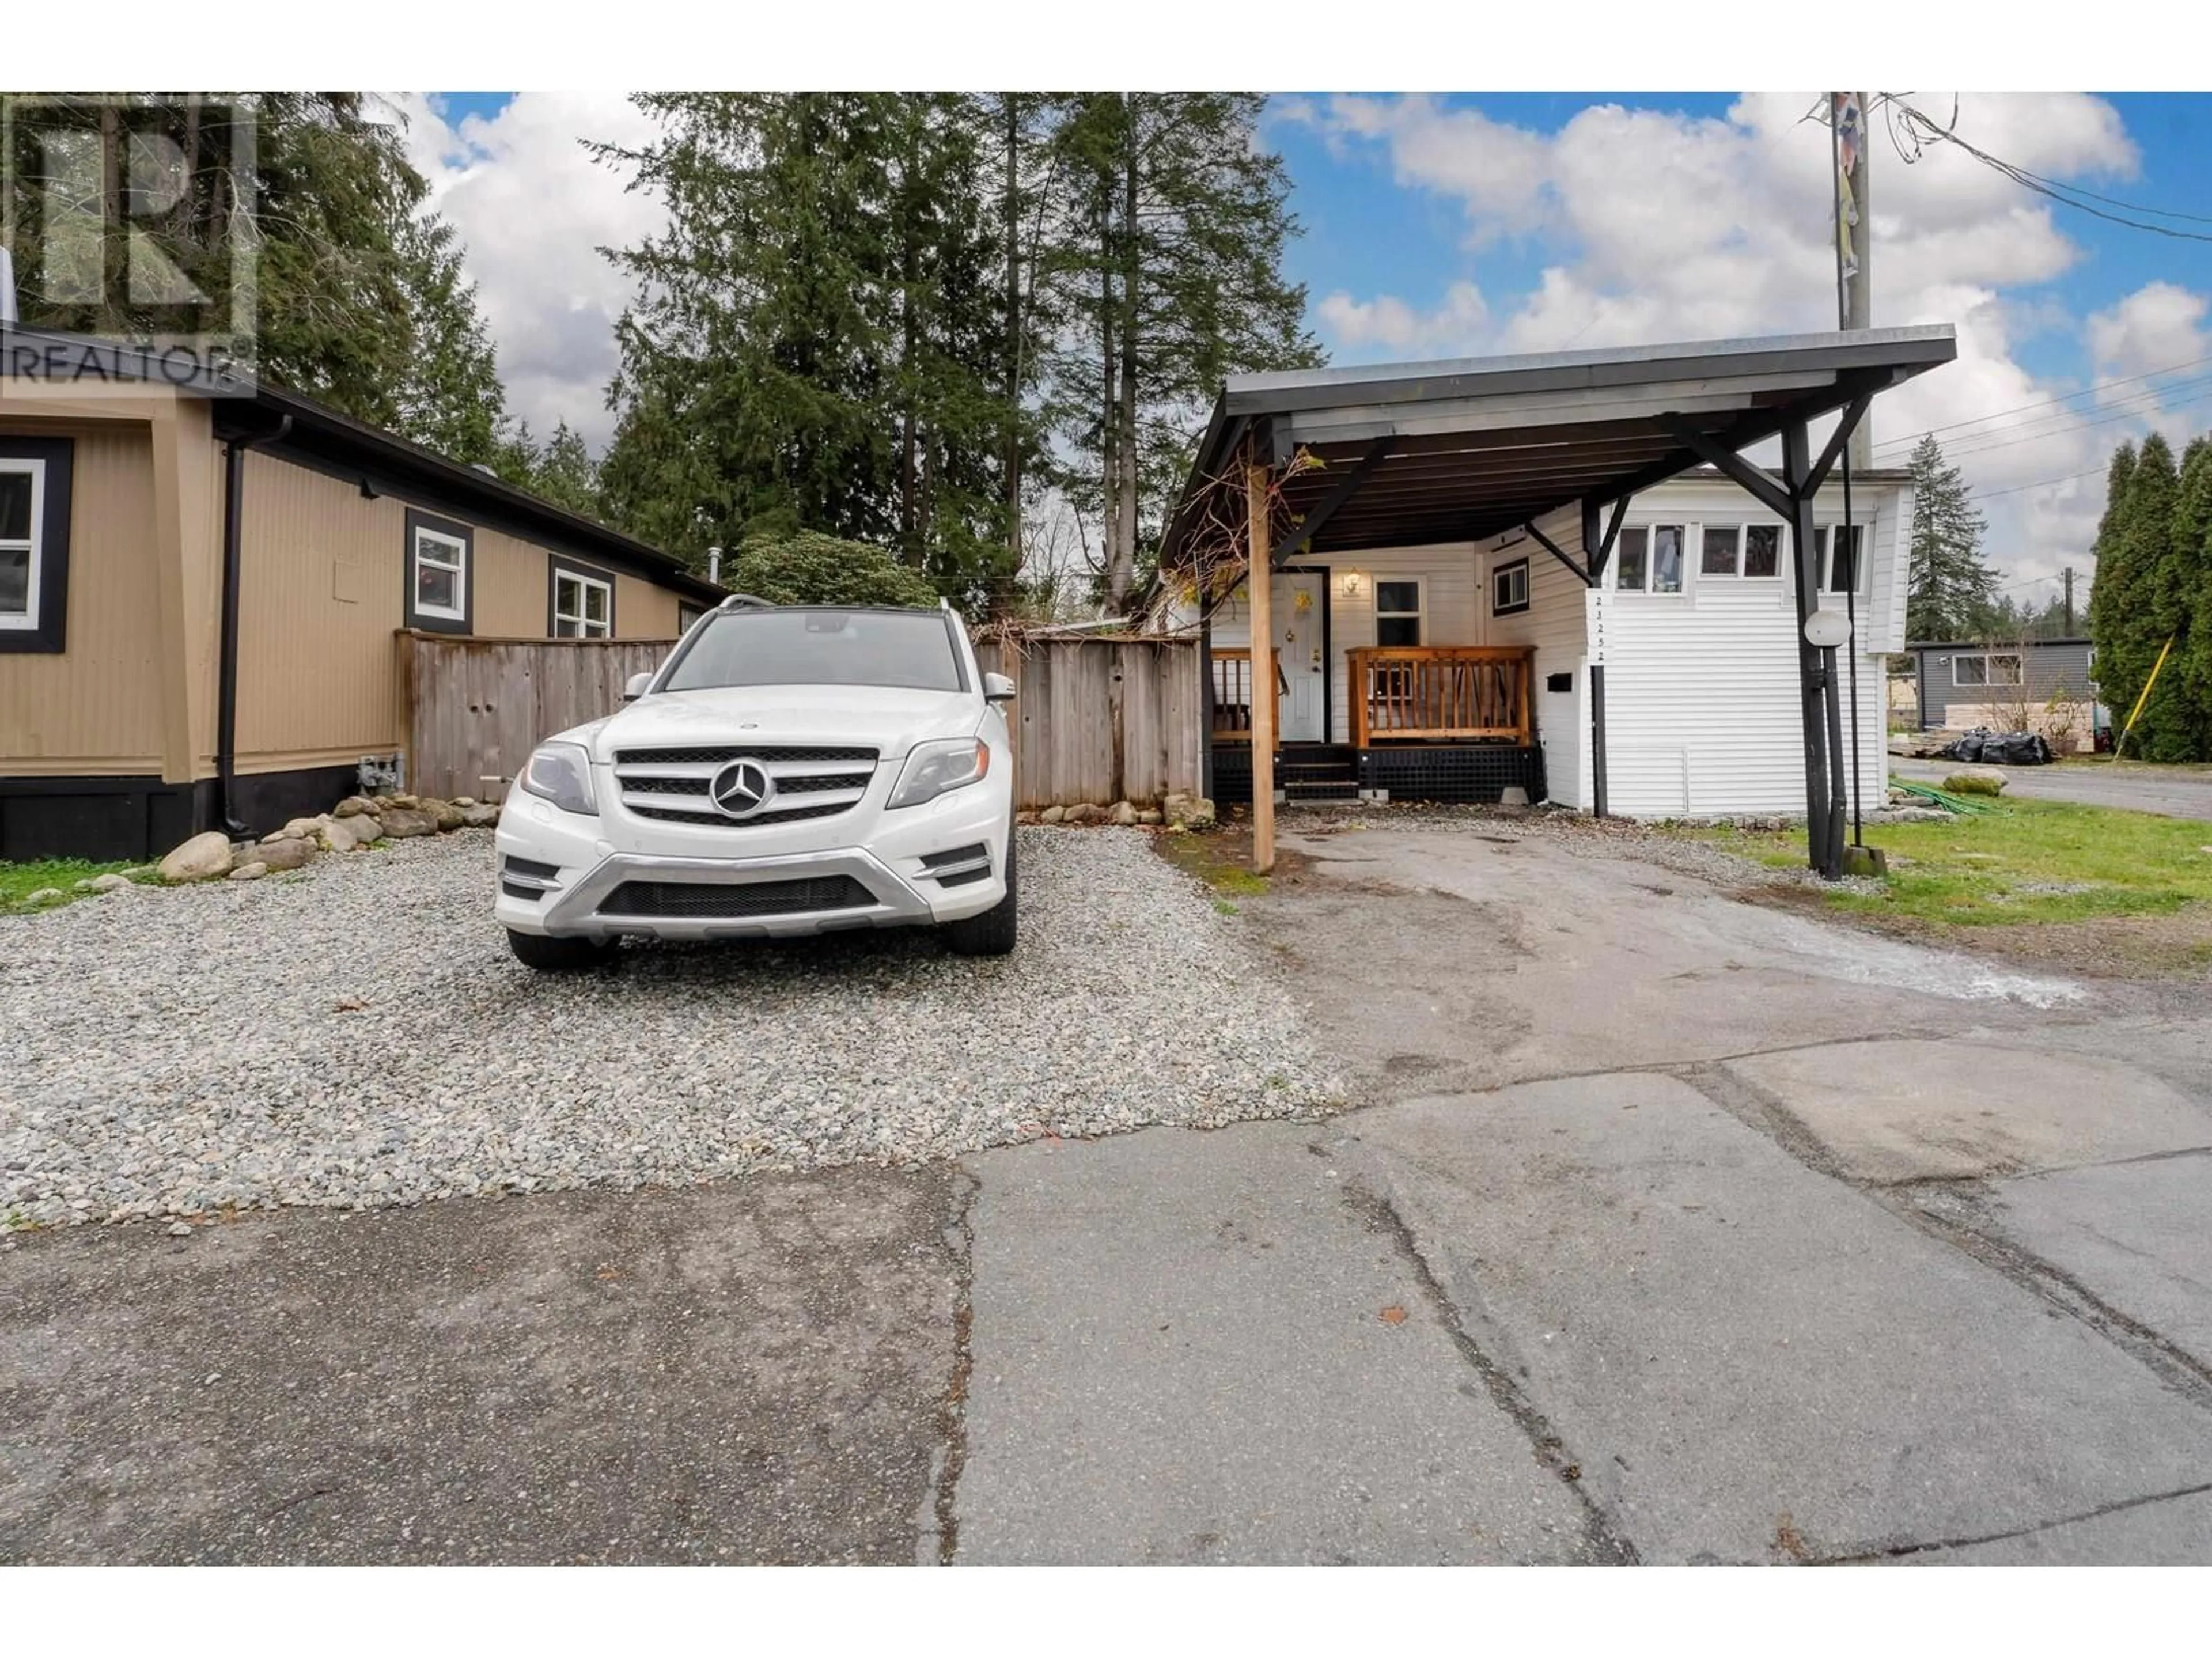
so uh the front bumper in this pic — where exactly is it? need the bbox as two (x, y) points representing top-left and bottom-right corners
(495, 782), (1008, 941)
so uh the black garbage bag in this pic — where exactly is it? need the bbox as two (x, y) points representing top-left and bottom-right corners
(1940, 727), (2052, 766)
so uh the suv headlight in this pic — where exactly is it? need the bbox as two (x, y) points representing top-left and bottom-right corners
(521, 741), (598, 816)
(888, 737), (990, 809)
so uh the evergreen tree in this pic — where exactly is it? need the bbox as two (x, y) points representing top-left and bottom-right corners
(501, 421), (603, 520)
(597, 93), (1013, 601)
(2166, 435), (2212, 759)
(1, 92), (520, 468)
(1904, 434), (2000, 640)
(2090, 434), (2189, 757)
(725, 528), (942, 609)
(1039, 94), (1320, 610)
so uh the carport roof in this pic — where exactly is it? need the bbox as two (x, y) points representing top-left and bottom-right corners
(1161, 325), (1956, 565)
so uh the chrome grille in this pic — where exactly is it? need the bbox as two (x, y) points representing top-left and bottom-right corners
(611, 744), (878, 827)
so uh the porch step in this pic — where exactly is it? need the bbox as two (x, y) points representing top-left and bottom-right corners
(1279, 753), (1358, 802)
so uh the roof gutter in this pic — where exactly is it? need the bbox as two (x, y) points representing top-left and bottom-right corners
(216, 412), (290, 836)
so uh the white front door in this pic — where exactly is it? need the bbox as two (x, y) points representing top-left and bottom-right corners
(1274, 571), (1325, 743)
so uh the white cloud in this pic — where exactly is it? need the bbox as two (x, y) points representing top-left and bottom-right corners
(1295, 92), (2162, 587)
(1316, 280), (1488, 357)
(391, 92), (664, 450)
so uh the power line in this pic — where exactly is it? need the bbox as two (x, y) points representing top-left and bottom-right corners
(1928, 380), (2212, 463)
(1871, 351), (2212, 454)
(1888, 99), (2212, 245)
(1974, 464), (2108, 501)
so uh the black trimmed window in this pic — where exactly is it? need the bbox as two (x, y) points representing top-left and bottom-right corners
(404, 508), (474, 634)
(548, 555), (616, 638)
(1491, 557), (1529, 616)
(0, 435), (74, 653)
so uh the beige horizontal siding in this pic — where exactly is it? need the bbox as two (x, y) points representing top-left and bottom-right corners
(0, 417), (169, 770)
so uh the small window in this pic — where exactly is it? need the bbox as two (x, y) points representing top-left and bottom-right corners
(551, 564), (613, 638)
(1700, 525), (1741, 577)
(0, 438), (73, 654)
(0, 465), (36, 625)
(1374, 579), (1423, 647)
(1953, 652), (2021, 688)
(1743, 524), (1781, 578)
(1615, 524), (1684, 593)
(1818, 525), (1865, 594)
(404, 509), (474, 633)
(1702, 524), (1782, 579)
(1491, 557), (1529, 616)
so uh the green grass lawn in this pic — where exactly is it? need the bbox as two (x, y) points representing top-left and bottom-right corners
(1676, 795), (2212, 929)
(0, 858), (139, 909)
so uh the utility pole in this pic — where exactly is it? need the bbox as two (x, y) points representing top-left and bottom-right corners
(1832, 91), (1875, 469)
(2062, 566), (2075, 634)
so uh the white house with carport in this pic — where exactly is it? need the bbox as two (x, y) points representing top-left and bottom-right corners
(1152, 327), (1956, 876)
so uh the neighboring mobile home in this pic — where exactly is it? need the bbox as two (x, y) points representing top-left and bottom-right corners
(1153, 327), (1955, 870)
(1904, 637), (2102, 744)
(1, 330), (718, 860)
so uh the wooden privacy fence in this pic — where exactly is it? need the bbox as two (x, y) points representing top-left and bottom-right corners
(401, 628), (1206, 812)
(974, 635), (1205, 810)
(399, 631), (677, 802)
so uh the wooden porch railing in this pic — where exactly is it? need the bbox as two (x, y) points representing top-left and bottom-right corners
(1349, 646), (1533, 748)
(1208, 647), (1285, 741)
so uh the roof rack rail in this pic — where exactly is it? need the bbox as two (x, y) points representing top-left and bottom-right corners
(716, 592), (779, 611)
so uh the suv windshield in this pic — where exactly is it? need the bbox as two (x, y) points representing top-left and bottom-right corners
(662, 608), (964, 694)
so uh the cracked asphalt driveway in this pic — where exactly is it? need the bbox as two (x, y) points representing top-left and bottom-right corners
(7, 815), (2212, 1564)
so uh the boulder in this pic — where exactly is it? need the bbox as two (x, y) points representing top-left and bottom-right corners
(387, 793), (421, 810)
(24, 887), (64, 905)
(1039, 805), (1066, 825)
(278, 816), (321, 840)
(317, 813), (377, 853)
(452, 796), (477, 809)
(257, 836), (317, 872)
(1164, 795), (1216, 831)
(459, 803), (501, 830)
(1109, 801), (1139, 827)
(1137, 809), (1162, 825)
(332, 795), (376, 818)
(85, 872), (134, 893)
(226, 862), (268, 882)
(1064, 802), (1103, 825)
(377, 807), (437, 839)
(158, 831), (235, 883)
(1944, 768), (2008, 797)
(425, 798), (465, 832)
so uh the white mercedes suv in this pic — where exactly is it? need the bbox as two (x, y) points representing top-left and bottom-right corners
(494, 597), (1018, 970)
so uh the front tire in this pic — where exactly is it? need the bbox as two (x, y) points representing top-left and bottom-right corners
(943, 835), (1018, 957)
(507, 929), (619, 972)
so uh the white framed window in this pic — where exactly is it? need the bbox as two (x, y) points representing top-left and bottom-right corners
(412, 524), (468, 621)
(1816, 524), (1865, 594)
(1374, 578), (1424, 646)
(553, 568), (612, 637)
(1952, 652), (2022, 688)
(1491, 557), (1529, 616)
(0, 457), (41, 631)
(1699, 522), (1782, 579)
(1613, 524), (1685, 594)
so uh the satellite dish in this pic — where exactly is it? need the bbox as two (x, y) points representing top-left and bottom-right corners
(1804, 608), (1854, 649)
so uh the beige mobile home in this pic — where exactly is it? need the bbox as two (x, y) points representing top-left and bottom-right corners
(1, 331), (718, 859)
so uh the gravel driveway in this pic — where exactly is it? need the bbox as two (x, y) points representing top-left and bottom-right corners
(2, 830), (1339, 1228)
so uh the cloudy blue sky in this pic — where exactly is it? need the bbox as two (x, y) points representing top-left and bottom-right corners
(400, 91), (2212, 598)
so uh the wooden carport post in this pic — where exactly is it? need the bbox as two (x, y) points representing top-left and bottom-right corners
(1246, 460), (1276, 874)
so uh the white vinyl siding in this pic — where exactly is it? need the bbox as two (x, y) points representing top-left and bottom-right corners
(1584, 479), (1907, 817)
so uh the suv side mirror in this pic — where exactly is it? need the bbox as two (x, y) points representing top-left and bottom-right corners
(983, 671), (1017, 704)
(623, 671), (653, 702)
